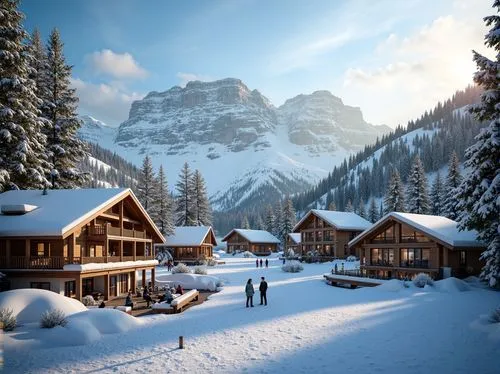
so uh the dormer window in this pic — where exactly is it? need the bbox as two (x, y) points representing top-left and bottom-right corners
(1, 204), (38, 215)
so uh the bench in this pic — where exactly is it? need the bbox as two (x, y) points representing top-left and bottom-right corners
(152, 289), (199, 314)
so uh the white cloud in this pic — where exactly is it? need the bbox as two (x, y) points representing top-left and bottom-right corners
(86, 49), (148, 79)
(71, 77), (144, 126)
(341, 10), (492, 127)
(176, 72), (213, 87)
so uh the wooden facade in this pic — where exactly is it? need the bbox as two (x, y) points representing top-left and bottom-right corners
(285, 233), (301, 255)
(222, 229), (280, 256)
(293, 211), (366, 259)
(349, 214), (484, 279)
(0, 189), (164, 301)
(159, 226), (217, 264)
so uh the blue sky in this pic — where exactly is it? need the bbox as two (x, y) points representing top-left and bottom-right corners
(21, 0), (493, 127)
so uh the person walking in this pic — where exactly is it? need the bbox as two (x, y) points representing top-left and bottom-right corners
(260, 259), (263, 268)
(265, 259), (268, 268)
(245, 279), (255, 308)
(259, 277), (268, 306)
(256, 259), (259, 268)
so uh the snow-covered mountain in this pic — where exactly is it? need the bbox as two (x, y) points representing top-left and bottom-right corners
(79, 115), (117, 144)
(78, 78), (390, 211)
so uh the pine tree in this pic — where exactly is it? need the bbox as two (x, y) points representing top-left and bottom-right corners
(155, 165), (174, 235)
(175, 162), (196, 226)
(43, 28), (87, 188)
(456, 1), (500, 287)
(328, 201), (337, 210)
(136, 156), (157, 217)
(255, 214), (266, 230)
(0, 0), (50, 191)
(240, 216), (250, 229)
(192, 169), (212, 226)
(264, 205), (275, 234)
(379, 202), (384, 218)
(384, 170), (405, 213)
(430, 172), (445, 215)
(443, 152), (463, 219)
(357, 199), (367, 218)
(273, 200), (283, 239)
(406, 155), (430, 214)
(345, 200), (354, 212)
(368, 198), (378, 223)
(29, 28), (49, 113)
(281, 198), (296, 243)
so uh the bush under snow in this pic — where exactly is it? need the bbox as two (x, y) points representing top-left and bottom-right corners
(205, 258), (217, 266)
(413, 273), (434, 288)
(81, 295), (96, 307)
(156, 273), (221, 291)
(194, 266), (208, 275)
(0, 308), (16, 331)
(282, 261), (304, 273)
(40, 309), (68, 328)
(489, 306), (500, 324)
(242, 251), (256, 258)
(172, 263), (191, 274)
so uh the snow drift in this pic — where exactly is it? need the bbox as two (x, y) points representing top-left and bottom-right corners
(0, 289), (87, 324)
(156, 273), (221, 291)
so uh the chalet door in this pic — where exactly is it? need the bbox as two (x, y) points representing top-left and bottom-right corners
(119, 274), (128, 294)
(82, 278), (94, 297)
(110, 276), (117, 297)
(64, 280), (76, 297)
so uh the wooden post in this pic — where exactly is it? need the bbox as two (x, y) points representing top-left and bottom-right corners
(104, 274), (109, 301)
(120, 240), (123, 262)
(105, 238), (109, 263)
(179, 336), (184, 349)
(25, 239), (30, 268)
(133, 241), (137, 261)
(131, 271), (136, 292)
(6, 239), (11, 268)
(76, 276), (82, 301)
(119, 200), (124, 237)
(142, 269), (146, 288)
(151, 268), (155, 289)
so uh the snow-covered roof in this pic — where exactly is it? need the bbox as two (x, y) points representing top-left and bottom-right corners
(288, 233), (301, 244)
(294, 209), (372, 232)
(222, 229), (281, 244)
(0, 188), (123, 237)
(349, 212), (484, 248)
(165, 226), (217, 247)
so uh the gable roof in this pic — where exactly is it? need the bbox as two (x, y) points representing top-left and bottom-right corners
(0, 188), (164, 242)
(165, 226), (217, 247)
(293, 209), (372, 232)
(348, 212), (484, 248)
(222, 229), (281, 244)
(288, 233), (301, 244)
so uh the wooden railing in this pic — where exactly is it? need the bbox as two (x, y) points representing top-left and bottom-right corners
(88, 224), (148, 239)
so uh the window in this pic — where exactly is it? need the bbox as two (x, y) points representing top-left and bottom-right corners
(37, 243), (45, 256)
(370, 249), (394, 266)
(31, 282), (50, 290)
(82, 278), (94, 296)
(401, 225), (431, 243)
(64, 281), (76, 297)
(460, 251), (466, 266)
(400, 248), (430, 268)
(316, 231), (323, 242)
(373, 225), (395, 243)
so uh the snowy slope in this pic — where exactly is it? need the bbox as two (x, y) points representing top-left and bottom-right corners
(78, 78), (389, 211)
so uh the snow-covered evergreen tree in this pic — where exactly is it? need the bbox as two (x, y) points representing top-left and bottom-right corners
(357, 199), (367, 218)
(255, 214), (266, 230)
(136, 155), (158, 217)
(345, 200), (354, 212)
(368, 198), (378, 223)
(280, 198), (296, 243)
(43, 29), (87, 188)
(29, 28), (49, 113)
(192, 169), (212, 226)
(328, 201), (337, 211)
(406, 155), (430, 214)
(384, 170), (405, 213)
(0, 0), (50, 191)
(379, 202), (384, 218)
(264, 205), (275, 234)
(430, 171), (445, 215)
(175, 162), (196, 226)
(443, 152), (463, 219)
(456, 1), (500, 287)
(240, 216), (250, 229)
(273, 200), (283, 239)
(155, 165), (174, 235)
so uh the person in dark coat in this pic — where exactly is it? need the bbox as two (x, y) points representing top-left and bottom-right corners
(176, 284), (184, 295)
(256, 259), (259, 268)
(143, 288), (153, 308)
(245, 278), (255, 308)
(283, 258), (286, 265)
(98, 301), (106, 308)
(125, 292), (134, 309)
(265, 259), (269, 268)
(259, 259), (263, 267)
(259, 276), (268, 306)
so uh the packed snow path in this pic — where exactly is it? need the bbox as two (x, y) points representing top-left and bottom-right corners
(5, 257), (500, 373)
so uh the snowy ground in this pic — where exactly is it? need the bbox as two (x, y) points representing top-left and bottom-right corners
(4, 257), (500, 373)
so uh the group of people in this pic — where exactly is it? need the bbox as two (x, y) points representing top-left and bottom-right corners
(165, 260), (173, 271)
(256, 258), (269, 268)
(245, 277), (268, 307)
(124, 284), (185, 309)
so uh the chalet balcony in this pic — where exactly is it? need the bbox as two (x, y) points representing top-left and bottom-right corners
(86, 224), (149, 240)
(0, 254), (155, 269)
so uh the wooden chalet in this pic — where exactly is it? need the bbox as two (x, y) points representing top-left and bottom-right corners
(222, 229), (280, 256)
(348, 212), (485, 279)
(286, 233), (301, 254)
(293, 209), (371, 259)
(0, 188), (164, 301)
(159, 226), (217, 264)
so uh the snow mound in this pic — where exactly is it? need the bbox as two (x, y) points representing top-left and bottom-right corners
(0, 289), (86, 324)
(434, 277), (471, 293)
(377, 279), (406, 292)
(156, 273), (221, 291)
